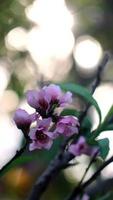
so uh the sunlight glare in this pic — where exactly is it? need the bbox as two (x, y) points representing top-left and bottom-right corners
(25, 0), (75, 80)
(0, 90), (19, 113)
(0, 114), (22, 169)
(64, 156), (94, 183)
(5, 27), (27, 51)
(73, 35), (103, 75)
(25, 0), (74, 29)
(0, 65), (10, 95)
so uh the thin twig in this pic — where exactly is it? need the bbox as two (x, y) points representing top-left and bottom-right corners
(86, 177), (113, 197)
(79, 52), (110, 123)
(66, 155), (113, 200)
(27, 152), (74, 200)
(78, 151), (98, 186)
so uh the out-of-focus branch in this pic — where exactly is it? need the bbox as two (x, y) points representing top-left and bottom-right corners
(27, 52), (109, 200)
(79, 52), (110, 122)
(66, 155), (113, 200)
(78, 151), (98, 186)
(27, 152), (74, 200)
(86, 177), (113, 197)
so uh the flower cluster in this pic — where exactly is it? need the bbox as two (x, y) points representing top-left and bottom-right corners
(14, 84), (98, 157)
(26, 84), (72, 118)
(14, 84), (79, 151)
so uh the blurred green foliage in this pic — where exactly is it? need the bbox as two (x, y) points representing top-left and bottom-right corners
(0, 0), (30, 56)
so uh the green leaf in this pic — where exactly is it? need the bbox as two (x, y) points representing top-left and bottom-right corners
(97, 191), (113, 200)
(104, 105), (113, 123)
(103, 124), (113, 131)
(92, 124), (113, 139)
(99, 124), (113, 133)
(61, 108), (80, 118)
(97, 138), (110, 159)
(91, 105), (113, 139)
(60, 83), (102, 123)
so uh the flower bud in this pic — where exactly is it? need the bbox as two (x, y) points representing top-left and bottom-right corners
(13, 109), (32, 134)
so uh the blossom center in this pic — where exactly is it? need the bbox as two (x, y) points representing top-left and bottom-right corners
(36, 130), (48, 142)
(79, 143), (85, 151)
(38, 99), (48, 109)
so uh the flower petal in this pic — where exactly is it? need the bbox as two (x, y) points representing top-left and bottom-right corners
(26, 90), (39, 109)
(44, 139), (53, 150)
(30, 113), (40, 122)
(60, 91), (72, 106)
(29, 127), (37, 140)
(55, 116), (79, 137)
(46, 131), (58, 139)
(38, 118), (52, 130)
(29, 141), (39, 151)
(44, 84), (62, 101)
(13, 109), (31, 130)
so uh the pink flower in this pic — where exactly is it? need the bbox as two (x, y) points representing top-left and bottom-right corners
(29, 118), (53, 151)
(44, 84), (72, 106)
(69, 136), (98, 157)
(26, 84), (72, 117)
(43, 84), (62, 103)
(59, 91), (72, 106)
(54, 116), (79, 137)
(26, 89), (50, 116)
(13, 109), (35, 132)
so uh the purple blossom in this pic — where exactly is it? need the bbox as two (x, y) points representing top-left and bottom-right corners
(26, 89), (50, 115)
(44, 84), (72, 107)
(54, 116), (80, 137)
(14, 84), (74, 149)
(26, 84), (72, 117)
(13, 109), (34, 133)
(43, 84), (62, 102)
(60, 91), (72, 106)
(29, 118), (53, 151)
(69, 136), (98, 157)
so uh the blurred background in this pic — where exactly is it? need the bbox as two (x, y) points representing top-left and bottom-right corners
(0, 0), (113, 199)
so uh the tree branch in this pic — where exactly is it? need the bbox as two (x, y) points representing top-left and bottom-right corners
(27, 152), (74, 200)
(66, 155), (113, 200)
(79, 52), (110, 122)
(78, 151), (98, 186)
(86, 177), (113, 197)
